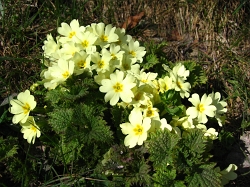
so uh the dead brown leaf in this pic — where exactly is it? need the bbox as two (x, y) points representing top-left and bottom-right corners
(121, 11), (145, 30)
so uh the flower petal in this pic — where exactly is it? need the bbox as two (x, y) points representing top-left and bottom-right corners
(124, 134), (138, 148)
(120, 123), (133, 135)
(188, 93), (200, 106)
(13, 113), (27, 124)
(137, 133), (147, 145)
(110, 93), (120, 106)
(204, 105), (216, 117)
(186, 107), (198, 119)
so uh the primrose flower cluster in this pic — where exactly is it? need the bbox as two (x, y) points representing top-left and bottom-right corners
(8, 20), (227, 148)
(40, 19), (145, 90)
(9, 90), (40, 144)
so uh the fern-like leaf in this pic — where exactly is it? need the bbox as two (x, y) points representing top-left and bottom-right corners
(187, 164), (222, 187)
(183, 61), (207, 87)
(0, 136), (18, 162)
(48, 108), (73, 133)
(143, 54), (159, 70)
(149, 129), (180, 169)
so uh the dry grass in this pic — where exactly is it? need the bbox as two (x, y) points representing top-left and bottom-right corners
(1, 0), (249, 127)
(1, 0), (249, 115)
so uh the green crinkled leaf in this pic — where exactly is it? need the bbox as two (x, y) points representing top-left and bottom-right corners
(45, 75), (96, 105)
(72, 103), (113, 144)
(0, 136), (18, 162)
(45, 86), (88, 105)
(149, 129), (180, 169)
(143, 54), (159, 70)
(153, 167), (186, 187)
(60, 135), (83, 164)
(159, 89), (184, 117)
(177, 129), (210, 173)
(181, 128), (207, 157)
(48, 108), (73, 133)
(160, 89), (181, 104)
(183, 61), (207, 87)
(125, 161), (151, 186)
(187, 164), (222, 187)
(165, 106), (183, 116)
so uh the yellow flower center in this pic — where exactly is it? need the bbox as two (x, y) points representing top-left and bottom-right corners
(134, 92), (142, 101)
(129, 51), (136, 57)
(111, 53), (117, 60)
(164, 83), (169, 90)
(133, 124), (143, 135)
(69, 31), (76, 38)
(22, 103), (31, 114)
(62, 71), (70, 78)
(78, 60), (86, 68)
(81, 40), (89, 48)
(101, 35), (108, 42)
(31, 125), (37, 133)
(141, 79), (147, 83)
(177, 81), (182, 88)
(197, 104), (205, 112)
(146, 108), (154, 117)
(98, 60), (105, 68)
(113, 82), (123, 92)
(123, 63), (130, 70)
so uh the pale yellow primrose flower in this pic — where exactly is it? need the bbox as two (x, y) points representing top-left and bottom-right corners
(91, 23), (118, 47)
(163, 63), (191, 98)
(157, 76), (173, 93)
(99, 70), (136, 106)
(160, 118), (172, 131)
(94, 70), (112, 85)
(148, 117), (171, 133)
(43, 59), (74, 89)
(119, 55), (139, 73)
(171, 63), (190, 80)
(9, 90), (37, 124)
(143, 104), (160, 119)
(209, 92), (227, 113)
(57, 19), (85, 44)
(114, 27), (132, 46)
(130, 85), (153, 108)
(186, 93), (216, 124)
(108, 44), (124, 67)
(59, 41), (80, 60)
(197, 124), (218, 140)
(75, 30), (98, 51)
(72, 51), (91, 75)
(170, 115), (194, 130)
(136, 70), (158, 87)
(171, 75), (191, 98)
(91, 51), (112, 73)
(204, 128), (218, 140)
(120, 108), (151, 148)
(42, 34), (60, 58)
(179, 116), (194, 129)
(20, 116), (41, 144)
(123, 39), (146, 63)
(208, 92), (227, 126)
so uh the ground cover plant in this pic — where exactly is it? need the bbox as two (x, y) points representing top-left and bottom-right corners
(0, 0), (250, 186)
